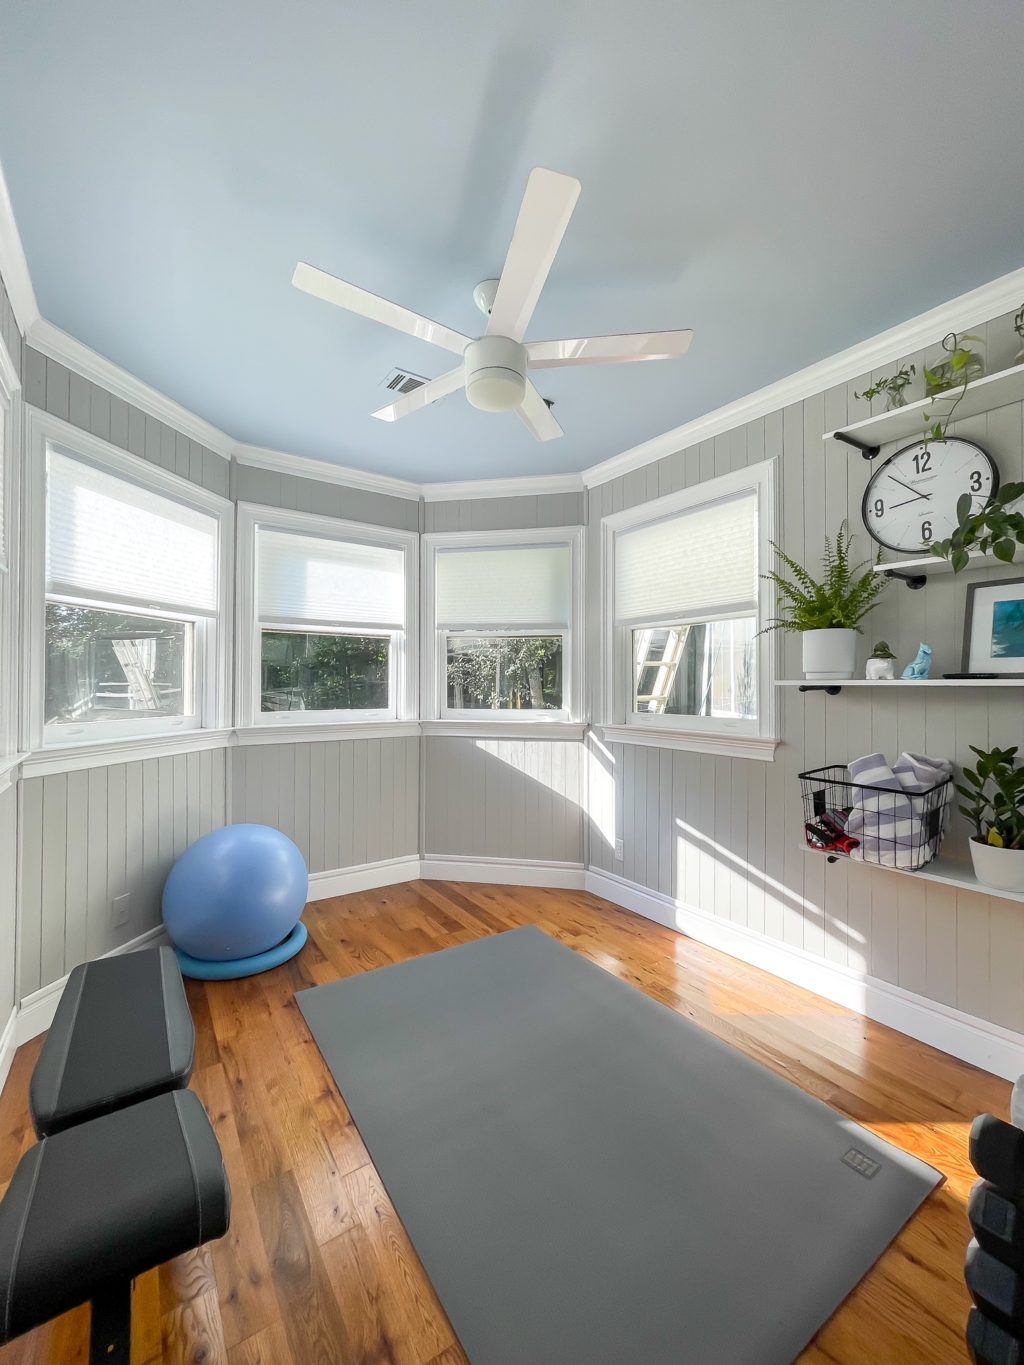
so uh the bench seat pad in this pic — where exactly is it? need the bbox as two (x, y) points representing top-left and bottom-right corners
(30, 946), (194, 1137)
(0, 1090), (229, 1343)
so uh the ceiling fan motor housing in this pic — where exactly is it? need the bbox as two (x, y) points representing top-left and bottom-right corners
(464, 336), (527, 412)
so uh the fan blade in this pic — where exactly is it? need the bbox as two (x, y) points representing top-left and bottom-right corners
(527, 330), (694, 368)
(486, 168), (581, 341)
(372, 367), (466, 422)
(293, 262), (471, 356)
(516, 382), (563, 442)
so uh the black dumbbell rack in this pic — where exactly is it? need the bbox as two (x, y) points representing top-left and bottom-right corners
(966, 1113), (1024, 1362)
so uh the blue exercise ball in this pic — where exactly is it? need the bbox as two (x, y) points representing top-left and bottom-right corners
(162, 823), (308, 962)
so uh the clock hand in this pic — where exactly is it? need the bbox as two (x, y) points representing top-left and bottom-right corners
(887, 475), (931, 500)
(888, 497), (930, 510)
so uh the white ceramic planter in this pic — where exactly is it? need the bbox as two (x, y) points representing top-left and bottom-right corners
(970, 838), (1024, 893)
(865, 656), (896, 680)
(801, 628), (857, 681)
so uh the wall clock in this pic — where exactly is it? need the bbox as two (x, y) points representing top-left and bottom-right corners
(861, 437), (998, 554)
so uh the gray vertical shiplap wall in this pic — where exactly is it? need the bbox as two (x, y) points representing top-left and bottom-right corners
(0, 786), (16, 1027)
(22, 345), (230, 497)
(422, 491), (584, 533)
(18, 748), (227, 997)
(587, 308), (1024, 1034)
(0, 271), (22, 380)
(228, 737), (419, 874)
(422, 737), (584, 864)
(231, 462), (419, 532)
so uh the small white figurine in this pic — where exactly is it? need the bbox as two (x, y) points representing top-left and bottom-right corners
(866, 641), (896, 680)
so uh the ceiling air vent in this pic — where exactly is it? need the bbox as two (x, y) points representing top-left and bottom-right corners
(381, 367), (430, 396)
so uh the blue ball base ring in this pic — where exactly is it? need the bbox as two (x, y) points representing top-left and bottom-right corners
(175, 920), (308, 980)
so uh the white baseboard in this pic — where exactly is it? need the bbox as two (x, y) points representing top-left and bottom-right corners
(420, 856), (586, 889)
(15, 924), (168, 1047)
(307, 856), (422, 900)
(0, 1008), (17, 1095)
(586, 868), (1024, 1083)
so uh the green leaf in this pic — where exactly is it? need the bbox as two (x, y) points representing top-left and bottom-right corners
(956, 492), (972, 523)
(951, 547), (971, 573)
(994, 539), (1017, 563)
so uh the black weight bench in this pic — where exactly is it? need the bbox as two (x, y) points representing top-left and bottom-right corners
(30, 945), (195, 1136)
(0, 1089), (229, 1363)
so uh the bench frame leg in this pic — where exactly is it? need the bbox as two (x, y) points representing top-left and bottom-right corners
(90, 1277), (132, 1365)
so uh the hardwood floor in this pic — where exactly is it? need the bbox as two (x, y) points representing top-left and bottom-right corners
(0, 880), (1007, 1363)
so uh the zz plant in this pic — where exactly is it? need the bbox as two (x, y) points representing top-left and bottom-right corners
(958, 745), (1024, 849)
(762, 523), (888, 633)
(931, 483), (1024, 572)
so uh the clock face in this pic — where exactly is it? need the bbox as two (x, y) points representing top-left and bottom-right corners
(861, 438), (998, 554)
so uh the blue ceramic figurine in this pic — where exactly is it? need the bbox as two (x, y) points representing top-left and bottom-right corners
(901, 642), (933, 680)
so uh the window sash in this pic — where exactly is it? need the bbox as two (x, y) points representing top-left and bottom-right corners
(257, 623), (398, 722)
(440, 629), (570, 720)
(43, 593), (205, 742)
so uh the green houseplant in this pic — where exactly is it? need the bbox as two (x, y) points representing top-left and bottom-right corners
(930, 483), (1024, 572)
(1014, 302), (1024, 368)
(957, 744), (1024, 891)
(855, 364), (916, 411)
(922, 332), (986, 444)
(762, 523), (889, 680)
(866, 640), (897, 680)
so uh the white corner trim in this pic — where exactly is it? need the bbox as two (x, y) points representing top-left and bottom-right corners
(0, 157), (38, 333)
(307, 856), (422, 900)
(582, 263), (1024, 489)
(14, 924), (168, 1048)
(232, 442), (421, 501)
(0, 753), (23, 796)
(26, 317), (235, 459)
(421, 473), (585, 502)
(421, 856), (586, 889)
(0, 1007), (17, 1096)
(594, 725), (779, 762)
(585, 868), (1024, 1081)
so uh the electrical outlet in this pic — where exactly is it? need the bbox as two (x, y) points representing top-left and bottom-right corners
(614, 838), (624, 861)
(111, 893), (131, 928)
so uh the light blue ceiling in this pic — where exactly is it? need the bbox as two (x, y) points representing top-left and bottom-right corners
(1, 1), (1022, 482)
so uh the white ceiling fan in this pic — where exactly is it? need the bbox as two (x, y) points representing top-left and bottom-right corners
(292, 168), (693, 442)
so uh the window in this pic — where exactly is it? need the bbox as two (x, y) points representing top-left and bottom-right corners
(425, 531), (582, 723)
(602, 462), (776, 751)
(0, 334), (18, 766)
(41, 447), (224, 743)
(236, 506), (418, 727)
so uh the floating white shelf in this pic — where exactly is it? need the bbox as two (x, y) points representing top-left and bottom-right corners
(871, 550), (992, 580)
(822, 361), (1024, 448)
(799, 843), (1024, 905)
(777, 678), (1024, 688)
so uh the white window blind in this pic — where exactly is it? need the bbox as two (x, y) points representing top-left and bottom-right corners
(46, 451), (219, 614)
(257, 529), (405, 629)
(614, 492), (758, 626)
(436, 545), (571, 628)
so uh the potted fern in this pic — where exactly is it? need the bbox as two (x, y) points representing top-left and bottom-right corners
(958, 745), (1024, 892)
(763, 524), (889, 680)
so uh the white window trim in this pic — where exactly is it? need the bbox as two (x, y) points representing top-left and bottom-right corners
(422, 526), (584, 726)
(235, 502), (419, 729)
(600, 461), (778, 758)
(22, 407), (234, 753)
(0, 330), (22, 771)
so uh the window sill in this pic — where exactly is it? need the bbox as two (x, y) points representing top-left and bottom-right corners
(234, 721), (421, 745)
(21, 728), (234, 778)
(422, 719), (586, 740)
(592, 724), (778, 761)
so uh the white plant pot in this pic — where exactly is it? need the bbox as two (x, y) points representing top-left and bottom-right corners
(865, 657), (896, 680)
(970, 838), (1024, 893)
(801, 629), (857, 681)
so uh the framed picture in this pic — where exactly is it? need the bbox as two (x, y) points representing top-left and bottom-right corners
(962, 577), (1024, 675)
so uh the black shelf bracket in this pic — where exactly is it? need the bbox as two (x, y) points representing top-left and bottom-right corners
(798, 684), (843, 695)
(882, 568), (927, 590)
(832, 430), (881, 460)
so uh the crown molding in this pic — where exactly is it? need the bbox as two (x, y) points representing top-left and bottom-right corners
(232, 441), (421, 500)
(26, 317), (235, 458)
(421, 472), (584, 501)
(0, 159), (38, 335)
(581, 262), (1024, 489)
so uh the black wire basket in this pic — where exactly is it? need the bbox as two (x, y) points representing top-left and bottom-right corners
(799, 764), (952, 871)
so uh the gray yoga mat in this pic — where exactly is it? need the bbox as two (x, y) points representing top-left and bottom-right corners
(298, 926), (942, 1365)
